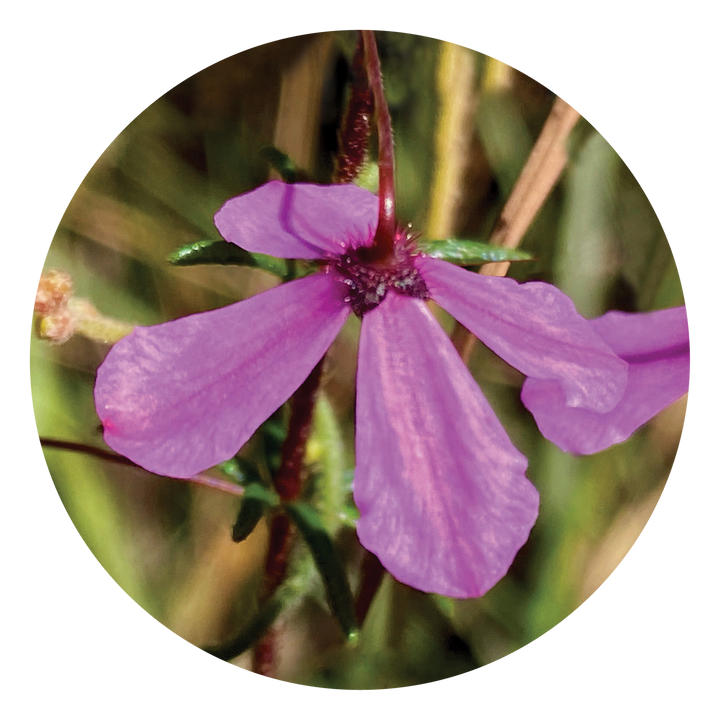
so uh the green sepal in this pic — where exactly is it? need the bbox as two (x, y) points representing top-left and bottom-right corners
(231, 483), (280, 543)
(284, 501), (359, 643)
(417, 239), (533, 265)
(167, 239), (287, 277)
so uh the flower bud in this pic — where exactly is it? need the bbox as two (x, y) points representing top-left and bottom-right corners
(35, 270), (73, 315)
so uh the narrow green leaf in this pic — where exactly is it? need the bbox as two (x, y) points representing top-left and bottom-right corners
(259, 146), (309, 184)
(418, 239), (533, 265)
(231, 483), (280, 543)
(231, 498), (264, 543)
(284, 501), (359, 643)
(167, 239), (287, 276)
(168, 238), (250, 265)
(204, 555), (312, 661)
(204, 592), (285, 661)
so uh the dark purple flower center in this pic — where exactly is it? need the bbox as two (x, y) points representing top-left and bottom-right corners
(325, 231), (430, 317)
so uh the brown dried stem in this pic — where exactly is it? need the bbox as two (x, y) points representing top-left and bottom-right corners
(451, 96), (581, 363)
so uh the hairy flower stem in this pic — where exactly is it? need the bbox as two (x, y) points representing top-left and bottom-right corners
(251, 35), (395, 669)
(250, 36), (395, 666)
(335, 34), (374, 183)
(361, 30), (396, 263)
(251, 359), (325, 675)
(344, 30), (399, 626)
(274, 359), (324, 500)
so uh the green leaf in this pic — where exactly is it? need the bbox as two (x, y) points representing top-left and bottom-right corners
(417, 239), (533, 265)
(284, 502), (359, 643)
(231, 483), (280, 543)
(204, 592), (285, 661)
(306, 393), (347, 535)
(168, 238), (248, 265)
(167, 239), (287, 276)
(259, 146), (309, 184)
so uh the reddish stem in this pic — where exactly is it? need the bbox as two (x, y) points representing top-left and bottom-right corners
(262, 514), (293, 595)
(335, 34), (374, 184)
(361, 30), (396, 262)
(274, 360), (324, 501)
(39, 437), (244, 496)
(341, 30), (397, 629)
(252, 358), (325, 676)
(252, 627), (278, 676)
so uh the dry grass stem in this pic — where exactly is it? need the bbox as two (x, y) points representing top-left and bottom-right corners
(452, 96), (581, 362)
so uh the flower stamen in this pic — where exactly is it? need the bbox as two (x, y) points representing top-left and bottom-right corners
(325, 229), (429, 316)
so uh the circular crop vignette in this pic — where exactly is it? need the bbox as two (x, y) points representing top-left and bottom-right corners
(31, 30), (688, 689)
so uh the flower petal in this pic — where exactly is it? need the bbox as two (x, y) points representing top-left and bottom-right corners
(521, 307), (690, 454)
(419, 257), (628, 411)
(95, 274), (350, 478)
(214, 180), (379, 259)
(354, 292), (539, 598)
(582, 306), (689, 358)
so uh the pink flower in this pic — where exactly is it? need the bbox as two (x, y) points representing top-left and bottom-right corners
(95, 181), (628, 598)
(521, 306), (689, 454)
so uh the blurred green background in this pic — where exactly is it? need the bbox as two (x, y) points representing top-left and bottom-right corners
(31, 31), (686, 688)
